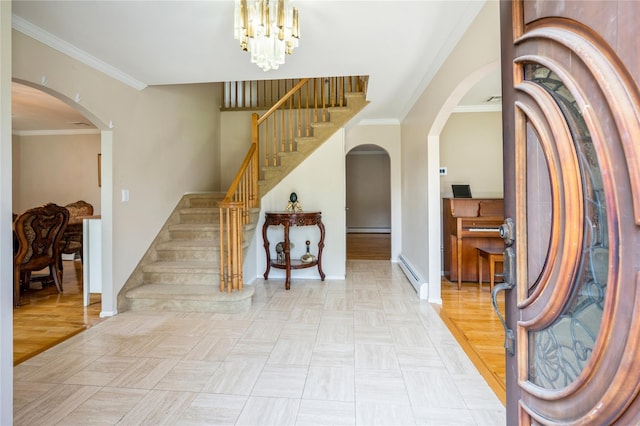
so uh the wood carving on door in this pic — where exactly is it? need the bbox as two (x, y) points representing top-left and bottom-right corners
(501, 1), (640, 424)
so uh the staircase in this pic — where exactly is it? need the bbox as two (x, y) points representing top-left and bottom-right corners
(121, 193), (255, 313)
(120, 76), (368, 313)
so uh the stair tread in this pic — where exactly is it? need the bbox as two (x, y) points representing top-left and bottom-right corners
(157, 240), (218, 250)
(180, 207), (219, 213)
(185, 192), (225, 198)
(144, 260), (217, 272)
(169, 223), (219, 230)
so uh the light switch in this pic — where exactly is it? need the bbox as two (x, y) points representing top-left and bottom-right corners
(121, 189), (129, 202)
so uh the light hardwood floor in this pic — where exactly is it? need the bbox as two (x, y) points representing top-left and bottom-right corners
(15, 235), (506, 406)
(436, 279), (506, 404)
(346, 232), (391, 260)
(13, 260), (103, 365)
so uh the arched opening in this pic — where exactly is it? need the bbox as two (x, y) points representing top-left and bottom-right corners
(426, 62), (506, 401)
(11, 80), (108, 364)
(345, 144), (391, 260)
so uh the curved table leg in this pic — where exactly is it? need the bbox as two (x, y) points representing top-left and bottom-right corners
(284, 222), (291, 290)
(317, 219), (326, 281)
(262, 219), (271, 280)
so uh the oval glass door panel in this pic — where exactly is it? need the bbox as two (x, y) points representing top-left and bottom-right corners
(525, 64), (608, 390)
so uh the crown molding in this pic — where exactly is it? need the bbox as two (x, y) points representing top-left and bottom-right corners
(12, 15), (147, 91)
(453, 104), (502, 113)
(13, 129), (101, 137)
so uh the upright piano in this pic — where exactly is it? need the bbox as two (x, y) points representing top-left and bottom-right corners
(442, 198), (504, 289)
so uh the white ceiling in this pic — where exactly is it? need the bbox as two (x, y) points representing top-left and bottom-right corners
(11, 0), (501, 133)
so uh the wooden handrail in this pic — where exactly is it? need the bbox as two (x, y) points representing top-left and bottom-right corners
(222, 144), (257, 207)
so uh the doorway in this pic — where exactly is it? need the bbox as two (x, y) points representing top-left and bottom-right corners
(11, 81), (103, 363)
(345, 144), (391, 260)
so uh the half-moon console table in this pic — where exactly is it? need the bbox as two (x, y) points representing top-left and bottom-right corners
(262, 211), (326, 290)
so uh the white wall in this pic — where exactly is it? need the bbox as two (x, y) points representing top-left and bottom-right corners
(400, 1), (500, 303)
(440, 111), (503, 199)
(12, 30), (223, 315)
(13, 132), (101, 213)
(346, 123), (402, 261)
(252, 129), (347, 283)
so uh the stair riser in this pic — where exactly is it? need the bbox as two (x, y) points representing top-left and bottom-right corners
(188, 199), (220, 208)
(278, 153), (303, 168)
(157, 250), (220, 263)
(127, 296), (251, 313)
(180, 213), (219, 224)
(169, 230), (218, 240)
(143, 271), (218, 285)
(263, 168), (283, 181)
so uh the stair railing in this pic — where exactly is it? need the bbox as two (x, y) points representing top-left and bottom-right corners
(218, 76), (368, 292)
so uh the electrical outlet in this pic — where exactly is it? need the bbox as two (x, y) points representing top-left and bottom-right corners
(439, 167), (448, 176)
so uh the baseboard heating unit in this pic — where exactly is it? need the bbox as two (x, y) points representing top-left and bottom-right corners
(398, 254), (427, 298)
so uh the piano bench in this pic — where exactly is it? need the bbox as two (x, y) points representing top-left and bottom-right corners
(477, 247), (504, 291)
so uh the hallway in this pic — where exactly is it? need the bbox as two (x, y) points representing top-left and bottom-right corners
(14, 260), (505, 425)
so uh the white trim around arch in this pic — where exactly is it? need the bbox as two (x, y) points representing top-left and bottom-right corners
(426, 60), (502, 304)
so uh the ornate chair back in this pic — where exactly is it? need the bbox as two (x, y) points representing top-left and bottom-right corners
(60, 200), (94, 261)
(65, 200), (94, 222)
(13, 203), (69, 306)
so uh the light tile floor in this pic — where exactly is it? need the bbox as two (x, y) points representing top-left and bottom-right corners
(14, 260), (505, 425)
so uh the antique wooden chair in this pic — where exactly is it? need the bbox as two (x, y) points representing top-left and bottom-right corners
(13, 203), (69, 307)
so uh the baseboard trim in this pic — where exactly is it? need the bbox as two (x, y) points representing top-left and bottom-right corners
(347, 228), (391, 233)
(398, 254), (428, 299)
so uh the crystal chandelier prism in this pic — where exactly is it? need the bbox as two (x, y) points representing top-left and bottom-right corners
(234, 0), (300, 72)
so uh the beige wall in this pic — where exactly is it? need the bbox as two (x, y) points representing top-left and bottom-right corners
(440, 111), (503, 199)
(13, 132), (101, 214)
(220, 110), (254, 189)
(12, 30), (222, 314)
(11, 134), (19, 209)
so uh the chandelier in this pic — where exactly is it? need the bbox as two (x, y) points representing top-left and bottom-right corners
(234, 0), (300, 71)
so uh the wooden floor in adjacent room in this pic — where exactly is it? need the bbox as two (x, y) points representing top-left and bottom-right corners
(436, 278), (506, 404)
(346, 232), (391, 260)
(13, 260), (103, 365)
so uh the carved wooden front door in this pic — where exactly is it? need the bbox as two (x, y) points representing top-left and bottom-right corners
(498, 1), (640, 423)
